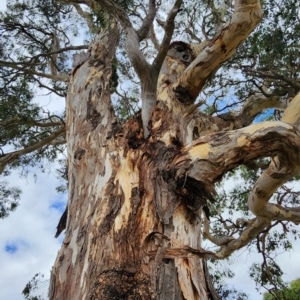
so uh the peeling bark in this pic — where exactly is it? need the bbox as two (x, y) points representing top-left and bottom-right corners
(50, 25), (210, 300)
(49, 0), (300, 299)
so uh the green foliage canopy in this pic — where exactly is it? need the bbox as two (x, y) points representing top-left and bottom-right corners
(263, 278), (300, 300)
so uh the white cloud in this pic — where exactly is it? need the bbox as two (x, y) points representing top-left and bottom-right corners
(0, 170), (66, 300)
(0, 3), (6, 11)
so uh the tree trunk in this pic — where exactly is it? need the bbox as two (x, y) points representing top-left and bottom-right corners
(48, 26), (218, 300)
(49, 1), (266, 298)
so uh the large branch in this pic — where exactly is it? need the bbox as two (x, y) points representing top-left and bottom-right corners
(187, 89), (289, 139)
(0, 61), (69, 82)
(86, 1), (162, 138)
(73, 3), (97, 32)
(172, 93), (300, 259)
(29, 45), (88, 61)
(84, 0), (154, 79)
(91, 0), (152, 82)
(169, 120), (300, 257)
(139, 0), (183, 137)
(245, 68), (300, 91)
(207, 155), (300, 259)
(216, 93), (300, 259)
(237, 93), (287, 126)
(0, 118), (64, 128)
(246, 91), (300, 223)
(282, 91), (300, 125)
(136, 0), (156, 41)
(247, 157), (300, 222)
(172, 0), (263, 101)
(0, 127), (65, 174)
(212, 217), (270, 259)
(180, 93), (288, 143)
(152, 0), (183, 72)
(59, 0), (156, 138)
(174, 120), (300, 213)
(177, 121), (300, 183)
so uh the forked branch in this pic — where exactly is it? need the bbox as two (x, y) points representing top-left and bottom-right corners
(168, 118), (300, 259)
(172, 0), (263, 102)
(238, 93), (287, 126)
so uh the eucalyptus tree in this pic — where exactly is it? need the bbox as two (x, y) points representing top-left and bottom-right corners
(1, 0), (300, 299)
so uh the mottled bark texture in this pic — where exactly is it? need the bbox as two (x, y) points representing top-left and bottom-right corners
(49, 0), (300, 299)
(49, 24), (212, 299)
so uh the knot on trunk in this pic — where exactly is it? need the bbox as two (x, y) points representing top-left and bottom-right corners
(88, 269), (154, 300)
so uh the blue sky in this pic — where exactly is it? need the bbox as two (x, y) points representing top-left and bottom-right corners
(49, 199), (66, 213)
(5, 243), (18, 254)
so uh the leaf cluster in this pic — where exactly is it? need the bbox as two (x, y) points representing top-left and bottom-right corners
(0, 180), (21, 218)
(262, 278), (300, 300)
(22, 273), (46, 300)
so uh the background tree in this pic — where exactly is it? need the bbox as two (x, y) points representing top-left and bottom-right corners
(1, 0), (300, 299)
(263, 278), (300, 300)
